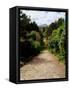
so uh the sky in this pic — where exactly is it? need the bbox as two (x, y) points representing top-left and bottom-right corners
(21, 10), (65, 26)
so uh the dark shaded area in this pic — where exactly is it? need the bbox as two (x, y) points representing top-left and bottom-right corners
(20, 40), (35, 62)
(19, 40), (42, 64)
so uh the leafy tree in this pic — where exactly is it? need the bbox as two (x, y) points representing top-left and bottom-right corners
(58, 18), (64, 26)
(47, 18), (65, 62)
(20, 13), (31, 31)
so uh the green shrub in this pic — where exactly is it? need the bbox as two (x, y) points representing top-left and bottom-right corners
(28, 31), (37, 40)
(48, 23), (65, 62)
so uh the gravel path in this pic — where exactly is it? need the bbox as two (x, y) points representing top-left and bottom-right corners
(20, 50), (65, 80)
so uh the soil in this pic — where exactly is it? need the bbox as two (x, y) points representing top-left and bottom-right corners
(20, 50), (65, 80)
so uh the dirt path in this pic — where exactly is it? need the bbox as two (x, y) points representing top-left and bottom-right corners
(20, 50), (65, 80)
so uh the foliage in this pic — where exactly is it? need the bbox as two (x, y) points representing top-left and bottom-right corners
(19, 10), (66, 63)
(19, 11), (44, 63)
(46, 18), (64, 37)
(28, 31), (37, 40)
(47, 21), (65, 62)
(20, 12), (39, 32)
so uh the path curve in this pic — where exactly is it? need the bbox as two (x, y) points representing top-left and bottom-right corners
(20, 50), (65, 80)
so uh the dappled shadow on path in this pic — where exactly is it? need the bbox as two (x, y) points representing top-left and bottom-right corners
(28, 57), (46, 65)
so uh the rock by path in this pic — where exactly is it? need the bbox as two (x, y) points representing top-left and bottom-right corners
(20, 50), (65, 80)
